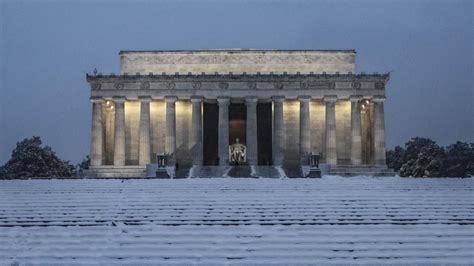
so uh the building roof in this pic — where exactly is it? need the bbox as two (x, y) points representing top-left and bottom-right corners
(119, 49), (356, 54)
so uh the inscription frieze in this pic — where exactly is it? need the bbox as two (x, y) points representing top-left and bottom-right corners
(375, 82), (385, 89)
(140, 81), (150, 90)
(114, 83), (124, 89)
(352, 82), (361, 89)
(300, 81), (335, 89)
(274, 82), (284, 90)
(192, 81), (201, 89)
(166, 82), (176, 90)
(247, 82), (257, 89)
(91, 83), (101, 90)
(218, 82), (229, 89)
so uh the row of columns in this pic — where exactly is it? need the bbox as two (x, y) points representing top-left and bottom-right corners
(90, 95), (386, 167)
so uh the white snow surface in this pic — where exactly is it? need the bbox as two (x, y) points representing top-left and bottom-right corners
(0, 176), (473, 265)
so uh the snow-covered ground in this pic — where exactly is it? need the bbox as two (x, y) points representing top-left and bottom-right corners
(0, 176), (473, 264)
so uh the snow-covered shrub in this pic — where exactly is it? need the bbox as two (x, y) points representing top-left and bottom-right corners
(76, 155), (90, 177)
(389, 137), (473, 178)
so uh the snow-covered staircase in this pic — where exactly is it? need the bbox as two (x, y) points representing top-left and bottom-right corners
(330, 165), (396, 176)
(0, 178), (472, 264)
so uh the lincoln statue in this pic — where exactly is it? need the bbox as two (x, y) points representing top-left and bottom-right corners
(85, 49), (393, 177)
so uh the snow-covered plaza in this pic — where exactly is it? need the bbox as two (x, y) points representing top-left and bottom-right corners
(1, 177), (473, 264)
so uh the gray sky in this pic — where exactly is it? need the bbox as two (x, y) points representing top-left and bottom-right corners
(1, 0), (472, 164)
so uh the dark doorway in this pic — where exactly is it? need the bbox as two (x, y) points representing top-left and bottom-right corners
(257, 102), (273, 165)
(203, 102), (218, 165)
(229, 103), (246, 146)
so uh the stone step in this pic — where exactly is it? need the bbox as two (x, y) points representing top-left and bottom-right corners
(330, 170), (395, 176)
(330, 165), (396, 177)
(331, 165), (389, 169)
(175, 166), (192, 178)
(330, 172), (396, 177)
(331, 169), (395, 173)
(86, 166), (147, 178)
(253, 166), (282, 178)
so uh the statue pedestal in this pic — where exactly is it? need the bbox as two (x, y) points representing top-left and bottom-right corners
(307, 153), (322, 178)
(308, 167), (322, 178)
(155, 168), (170, 178)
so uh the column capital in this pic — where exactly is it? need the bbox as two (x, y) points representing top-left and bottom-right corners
(245, 96), (258, 104)
(272, 96), (285, 102)
(190, 96), (203, 103)
(349, 95), (363, 102)
(90, 96), (104, 103)
(164, 96), (178, 103)
(113, 96), (126, 103)
(138, 96), (152, 103)
(323, 95), (338, 103)
(298, 95), (311, 102)
(372, 96), (386, 103)
(217, 97), (230, 105)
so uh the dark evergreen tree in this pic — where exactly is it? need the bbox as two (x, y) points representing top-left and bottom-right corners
(76, 155), (91, 176)
(441, 142), (474, 177)
(0, 136), (75, 178)
(386, 145), (405, 171)
(399, 138), (445, 177)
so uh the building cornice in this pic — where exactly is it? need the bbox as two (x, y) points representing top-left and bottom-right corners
(87, 73), (389, 100)
(87, 73), (389, 83)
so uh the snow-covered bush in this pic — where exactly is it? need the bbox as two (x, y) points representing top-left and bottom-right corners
(442, 142), (474, 177)
(386, 145), (405, 171)
(75, 155), (90, 177)
(387, 137), (473, 178)
(0, 136), (75, 178)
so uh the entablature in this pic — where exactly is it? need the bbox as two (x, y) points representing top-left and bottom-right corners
(87, 73), (389, 100)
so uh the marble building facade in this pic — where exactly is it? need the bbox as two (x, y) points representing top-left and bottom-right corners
(86, 49), (392, 177)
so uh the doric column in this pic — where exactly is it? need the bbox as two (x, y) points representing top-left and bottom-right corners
(272, 96), (284, 166)
(350, 96), (363, 165)
(90, 97), (103, 166)
(165, 96), (177, 163)
(113, 97), (126, 166)
(373, 96), (386, 165)
(138, 96), (151, 165)
(324, 95), (337, 165)
(217, 97), (230, 166)
(299, 96), (311, 164)
(191, 96), (203, 165)
(245, 97), (258, 165)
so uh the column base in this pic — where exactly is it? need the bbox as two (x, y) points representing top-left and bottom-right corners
(85, 166), (146, 178)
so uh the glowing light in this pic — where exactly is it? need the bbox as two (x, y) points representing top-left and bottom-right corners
(106, 101), (111, 106)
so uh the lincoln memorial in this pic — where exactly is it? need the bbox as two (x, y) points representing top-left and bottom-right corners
(86, 49), (393, 177)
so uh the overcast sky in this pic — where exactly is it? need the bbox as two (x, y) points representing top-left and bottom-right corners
(0, 0), (472, 164)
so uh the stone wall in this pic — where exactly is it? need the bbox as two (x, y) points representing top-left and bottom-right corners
(120, 50), (356, 75)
